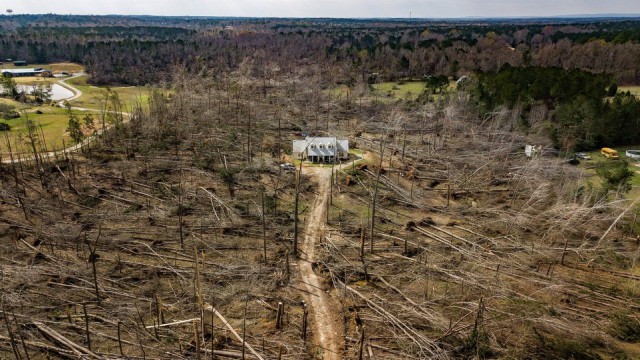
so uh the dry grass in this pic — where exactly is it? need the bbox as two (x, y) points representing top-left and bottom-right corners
(316, 97), (640, 358)
(66, 75), (151, 110)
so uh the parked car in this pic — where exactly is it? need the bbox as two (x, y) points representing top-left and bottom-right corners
(576, 152), (591, 160)
(280, 163), (296, 171)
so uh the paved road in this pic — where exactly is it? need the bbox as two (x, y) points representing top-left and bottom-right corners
(56, 72), (85, 106)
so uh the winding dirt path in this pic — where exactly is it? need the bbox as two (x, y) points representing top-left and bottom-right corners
(298, 165), (343, 359)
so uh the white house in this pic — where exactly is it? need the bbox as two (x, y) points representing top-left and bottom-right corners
(292, 137), (349, 163)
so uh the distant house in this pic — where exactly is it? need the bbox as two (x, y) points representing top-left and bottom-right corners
(293, 137), (349, 163)
(1, 68), (52, 77)
(13, 61), (27, 66)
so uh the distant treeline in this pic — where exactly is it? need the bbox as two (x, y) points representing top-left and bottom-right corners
(476, 66), (640, 151)
(2, 15), (640, 85)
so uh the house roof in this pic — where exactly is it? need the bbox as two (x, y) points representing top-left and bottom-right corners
(292, 137), (349, 156)
(292, 140), (307, 154)
(337, 140), (349, 152)
(1, 68), (48, 74)
(306, 137), (336, 143)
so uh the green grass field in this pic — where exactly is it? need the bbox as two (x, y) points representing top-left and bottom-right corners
(0, 107), (77, 155)
(331, 80), (457, 101)
(578, 146), (640, 199)
(372, 81), (426, 100)
(66, 75), (150, 111)
(330, 82), (425, 101)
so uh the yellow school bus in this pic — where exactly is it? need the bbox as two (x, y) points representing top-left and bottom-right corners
(601, 147), (619, 159)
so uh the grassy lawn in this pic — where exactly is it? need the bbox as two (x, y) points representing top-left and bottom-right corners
(11, 77), (56, 85)
(581, 146), (640, 163)
(329, 82), (425, 101)
(372, 81), (426, 100)
(578, 146), (640, 199)
(331, 80), (457, 101)
(0, 107), (78, 155)
(66, 75), (150, 111)
(0, 98), (30, 109)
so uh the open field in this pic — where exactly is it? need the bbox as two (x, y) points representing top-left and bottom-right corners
(372, 81), (426, 100)
(66, 75), (151, 111)
(0, 106), (86, 155)
(332, 80), (456, 101)
(11, 76), (56, 85)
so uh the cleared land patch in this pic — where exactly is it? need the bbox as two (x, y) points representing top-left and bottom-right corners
(66, 75), (151, 111)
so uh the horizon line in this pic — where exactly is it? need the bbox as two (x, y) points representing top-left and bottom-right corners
(3, 13), (640, 20)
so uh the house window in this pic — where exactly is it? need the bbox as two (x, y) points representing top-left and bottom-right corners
(310, 144), (316, 149)
(319, 144), (324, 149)
(327, 144), (333, 149)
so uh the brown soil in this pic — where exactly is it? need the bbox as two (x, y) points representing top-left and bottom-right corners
(298, 165), (343, 359)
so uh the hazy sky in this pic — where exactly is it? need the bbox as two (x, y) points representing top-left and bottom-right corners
(5, 0), (640, 18)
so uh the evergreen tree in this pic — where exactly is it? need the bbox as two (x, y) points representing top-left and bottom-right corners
(596, 160), (635, 194)
(65, 102), (84, 144)
(1, 76), (17, 98)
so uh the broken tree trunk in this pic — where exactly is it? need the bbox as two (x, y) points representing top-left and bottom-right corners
(33, 322), (102, 359)
(276, 302), (284, 329)
(203, 305), (265, 360)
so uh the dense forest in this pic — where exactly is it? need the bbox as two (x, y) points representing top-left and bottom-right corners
(475, 66), (640, 150)
(3, 15), (640, 85)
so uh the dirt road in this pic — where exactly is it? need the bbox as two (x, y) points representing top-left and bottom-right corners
(298, 165), (343, 359)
